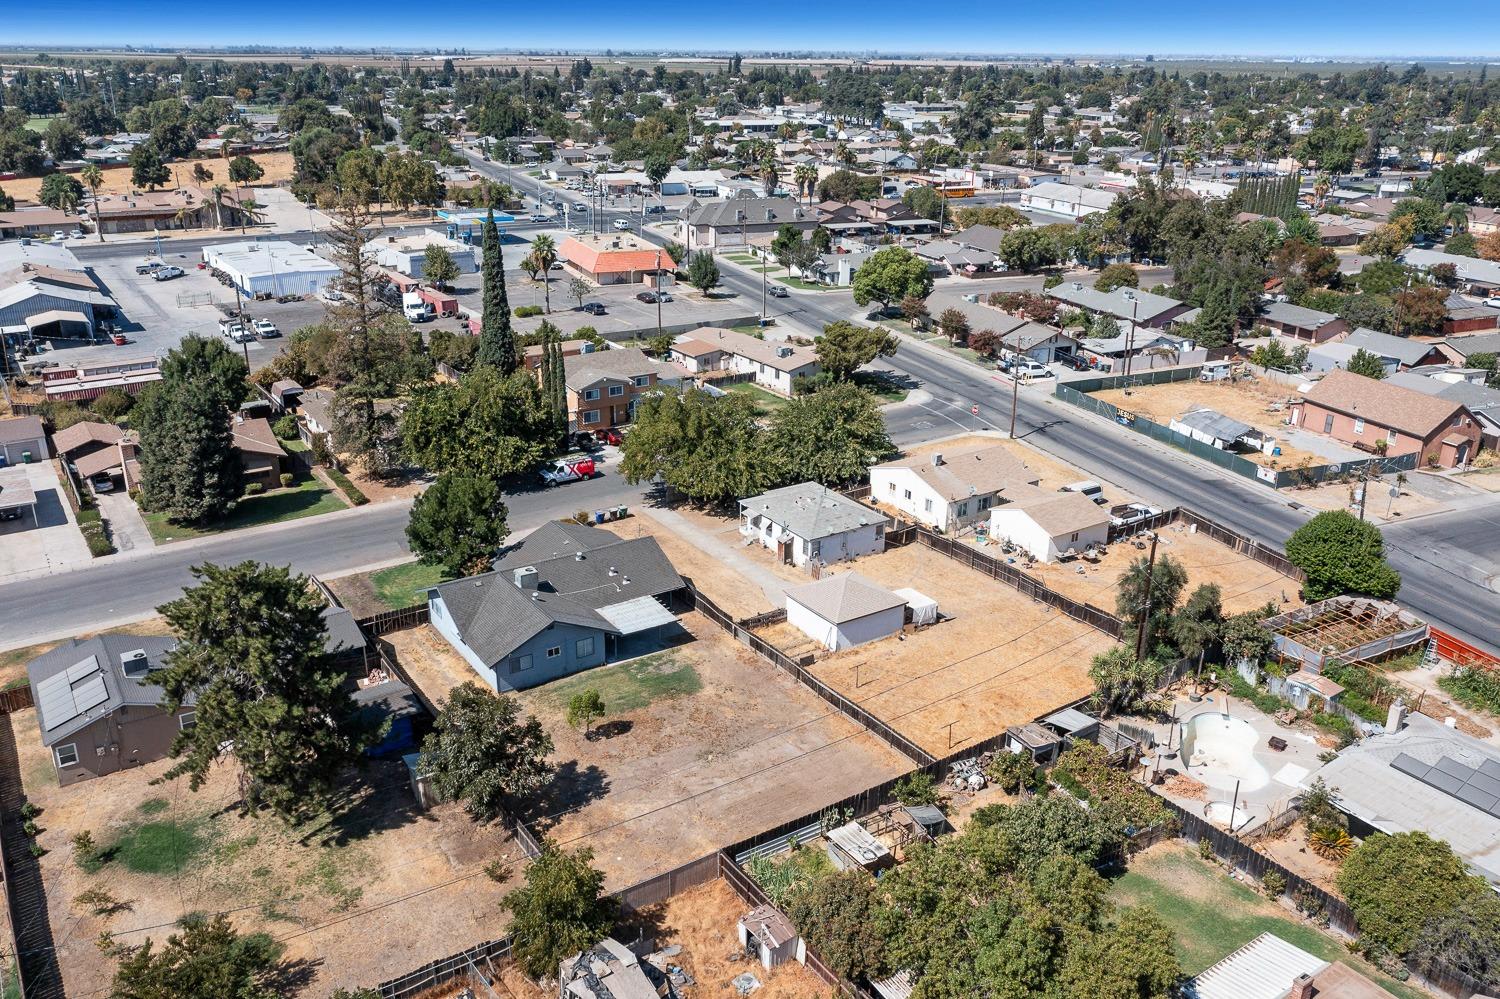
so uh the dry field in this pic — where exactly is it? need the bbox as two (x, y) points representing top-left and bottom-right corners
(798, 544), (1116, 756)
(626, 879), (835, 999)
(385, 625), (479, 707)
(1283, 477), (1439, 524)
(627, 509), (786, 619)
(4, 151), (295, 202)
(14, 708), (527, 996)
(516, 613), (910, 891)
(1020, 518), (1304, 616)
(1090, 378), (1321, 468)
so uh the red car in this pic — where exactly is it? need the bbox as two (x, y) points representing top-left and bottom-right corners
(595, 427), (623, 446)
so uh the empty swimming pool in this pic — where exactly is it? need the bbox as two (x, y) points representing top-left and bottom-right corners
(1178, 711), (1271, 794)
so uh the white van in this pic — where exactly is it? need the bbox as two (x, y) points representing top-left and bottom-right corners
(1060, 480), (1106, 504)
(402, 292), (434, 322)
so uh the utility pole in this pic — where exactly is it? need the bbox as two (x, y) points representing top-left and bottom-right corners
(655, 250), (663, 338)
(1134, 531), (1160, 662)
(1009, 369), (1020, 438)
(1356, 458), (1372, 521)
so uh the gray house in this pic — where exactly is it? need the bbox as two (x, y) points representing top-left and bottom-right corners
(427, 522), (685, 692)
(27, 635), (192, 787)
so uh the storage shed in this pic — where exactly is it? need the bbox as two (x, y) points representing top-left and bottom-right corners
(785, 573), (907, 651)
(893, 587), (938, 627)
(737, 904), (805, 970)
(825, 821), (895, 872)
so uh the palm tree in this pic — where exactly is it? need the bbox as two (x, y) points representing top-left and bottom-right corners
(530, 234), (558, 313)
(80, 163), (104, 243)
(1312, 172), (1331, 212)
(759, 152), (779, 196)
(209, 184), (229, 229)
(793, 164), (817, 205)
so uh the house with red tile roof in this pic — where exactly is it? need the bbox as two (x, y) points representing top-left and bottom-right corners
(558, 234), (674, 286)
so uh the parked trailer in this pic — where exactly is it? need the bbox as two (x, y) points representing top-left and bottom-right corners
(417, 287), (459, 318)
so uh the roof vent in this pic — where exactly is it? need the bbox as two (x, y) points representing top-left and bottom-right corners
(1122, 289), (1135, 300)
(608, 566), (618, 576)
(931, 452), (944, 466)
(531, 591), (542, 601)
(574, 551), (586, 561)
(120, 649), (151, 677)
(1072, 281), (1083, 290)
(622, 576), (631, 585)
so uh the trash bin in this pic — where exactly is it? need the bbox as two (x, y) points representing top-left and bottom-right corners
(593, 510), (605, 524)
(21, 451), (31, 464)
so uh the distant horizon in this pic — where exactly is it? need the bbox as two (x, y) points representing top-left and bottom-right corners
(4, 0), (1498, 62)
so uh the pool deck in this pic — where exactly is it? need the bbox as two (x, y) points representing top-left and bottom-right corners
(1130, 692), (1329, 834)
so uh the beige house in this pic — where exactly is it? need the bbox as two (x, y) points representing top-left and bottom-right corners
(870, 445), (1039, 534)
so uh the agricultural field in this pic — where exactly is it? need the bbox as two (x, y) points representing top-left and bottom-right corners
(0, 151), (295, 202)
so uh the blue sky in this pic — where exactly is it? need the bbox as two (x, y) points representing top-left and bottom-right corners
(7, 0), (1499, 59)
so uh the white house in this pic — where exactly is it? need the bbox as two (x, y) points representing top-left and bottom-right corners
(870, 445), (1038, 534)
(364, 230), (477, 278)
(739, 482), (885, 568)
(1017, 181), (1117, 219)
(671, 327), (820, 395)
(987, 487), (1111, 562)
(785, 572), (907, 651)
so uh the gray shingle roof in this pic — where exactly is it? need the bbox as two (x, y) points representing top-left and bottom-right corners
(785, 572), (906, 624)
(1259, 300), (1339, 330)
(1342, 328), (1437, 367)
(685, 197), (812, 228)
(27, 635), (181, 746)
(740, 482), (883, 540)
(1048, 283), (1183, 321)
(563, 346), (679, 392)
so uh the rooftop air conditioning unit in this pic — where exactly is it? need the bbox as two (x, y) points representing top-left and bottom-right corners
(121, 649), (150, 676)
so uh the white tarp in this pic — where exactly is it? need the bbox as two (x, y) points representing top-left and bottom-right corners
(894, 587), (938, 626)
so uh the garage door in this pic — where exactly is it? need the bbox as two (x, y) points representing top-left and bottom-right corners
(1, 438), (44, 464)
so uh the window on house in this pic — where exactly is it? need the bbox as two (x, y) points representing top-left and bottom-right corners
(54, 743), (79, 768)
(1388, 431), (1398, 446)
(609, 385), (625, 397)
(1353, 418), (1365, 434)
(903, 489), (912, 500)
(178, 711), (196, 730)
(957, 502), (968, 517)
(1323, 414), (1334, 433)
(633, 375), (649, 387)
(811, 540), (821, 558)
(576, 636), (595, 658)
(1069, 532), (1080, 542)
(924, 498), (933, 512)
(979, 496), (993, 511)
(546, 646), (562, 659)
(582, 410), (600, 425)
(583, 388), (600, 401)
(511, 654), (533, 673)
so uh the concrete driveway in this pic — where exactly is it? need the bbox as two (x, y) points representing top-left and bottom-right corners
(0, 462), (91, 582)
(95, 491), (154, 555)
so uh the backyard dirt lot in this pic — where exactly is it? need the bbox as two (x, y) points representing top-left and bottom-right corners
(1019, 518), (1305, 616)
(517, 612), (910, 891)
(1090, 377), (1320, 468)
(794, 544), (1117, 756)
(626, 878), (833, 999)
(385, 624), (481, 708)
(13, 709), (527, 997)
(3, 152), (295, 201)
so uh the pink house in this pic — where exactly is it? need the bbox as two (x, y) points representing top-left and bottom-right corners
(1289, 369), (1481, 469)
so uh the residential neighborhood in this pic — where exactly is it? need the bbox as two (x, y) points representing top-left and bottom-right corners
(2, 23), (1500, 999)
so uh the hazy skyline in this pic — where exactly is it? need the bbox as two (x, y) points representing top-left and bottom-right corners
(6, 0), (1500, 60)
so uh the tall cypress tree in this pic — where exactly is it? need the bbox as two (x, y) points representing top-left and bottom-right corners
(476, 209), (517, 374)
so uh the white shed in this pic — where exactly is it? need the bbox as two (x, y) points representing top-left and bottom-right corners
(785, 573), (907, 651)
(737, 904), (805, 970)
(987, 488), (1111, 563)
(893, 588), (938, 626)
(203, 240), (340, 297)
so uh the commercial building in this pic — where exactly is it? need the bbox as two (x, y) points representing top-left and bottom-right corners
(558, 234), (673, 286)
(203, 240), (340, 298)
(678, 198), (819, 253)
(0, 240), (116, 342)
(1016, 181), (1117, 219)
(364, 230), (477, 278)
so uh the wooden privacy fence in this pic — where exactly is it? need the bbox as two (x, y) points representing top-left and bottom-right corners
(355, 603), (430, 638)
(686, 584), (935, 766)
(0, 687), (34, 715)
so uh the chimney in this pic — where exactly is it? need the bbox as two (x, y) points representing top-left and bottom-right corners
(1385, 698), (1408, 733)
(1288, 973), (1316, 999)
(931, 453), (944, 466)
(513, 566), (539, 589)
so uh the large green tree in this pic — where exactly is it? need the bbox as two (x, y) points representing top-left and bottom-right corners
(503, 843), (616, 978)
(767, 383), (893, 486)
(419, 682), (553, 822)
(813, 321), (900, 381)
(1286, 510), (1401, 600)
(852, 246), (933, 310)
(1115, 552), (1187, 654)
(155, 561), (372, 821)
(402, 366), (552, 480)
(38, 172), (84, 212)
(136, 336), (248, 524)
(406, 473), (510, 576)
(422, 244), (460, 289)
(110, 913), (283, 999)
(1338, 832), (1489, 957)
(476, 209), (518, 373)
(621, 390), (770, 506)
(129, 139), (171, 190)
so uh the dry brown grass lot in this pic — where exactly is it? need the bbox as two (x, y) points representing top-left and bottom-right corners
(1090, 378), (1320, 468)
(13, 707), (527, 996)
(625, 879), (834, 999)
(385, 624), (482, 708)
(1019, 519), (1305, 616)
(516, 613), (910, 892)
(626, 511), (783, 620)
(3, 152), (295, 202)
(792, 544), (1117, 757)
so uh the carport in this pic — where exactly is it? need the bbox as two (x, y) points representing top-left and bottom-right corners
(0, 466), (38, 523)
(598, 595), (681, 659)
(25, 309), (94, 341)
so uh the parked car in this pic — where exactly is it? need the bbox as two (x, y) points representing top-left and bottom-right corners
(1109, 502), (1162, 528)
(51, 231), (67, 243)
(581, 302), (607, 315)
(594, 427), (623, 446)
(567, 431), (597, 451)
(768, 285), (789, 298)
(539, 455), (598, 486)
(1486, 295), (1500, 309)
(217, 317), (240, 337)
(135, 260), (164, 275)
(636, 290), (669, 304)
(529, 213), (549, 223)
(69, 229), (85, 240)
(644, 204), (666, 215)
(252, 319), (279, 338)
(90, 474), (116, 494)
(612, 218), (632, 231)
(151, 265), (184, 281)
(1055, 349), (1091, 371)
(549, 260), (565, 270)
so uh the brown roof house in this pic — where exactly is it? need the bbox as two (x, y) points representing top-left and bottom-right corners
(230, 414), (288, 486)
(562, 347), (681, 432)
(1289, 369), (1481, 468)
(987, 485), (1112, 563)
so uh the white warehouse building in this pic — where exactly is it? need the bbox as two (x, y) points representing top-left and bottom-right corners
(364, 230), (478, 278)
(203, 240), (341, 297)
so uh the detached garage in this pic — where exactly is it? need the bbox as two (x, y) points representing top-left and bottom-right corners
(0, 416), (47, 465)
(785, 573), (907, 651)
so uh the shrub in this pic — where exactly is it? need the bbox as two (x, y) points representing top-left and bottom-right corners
(513, 305), (544, 317)
(19, 803), (40, 820)
(892, 772), (939, 806)
(80, 521), (114, 557)
(1198, 837), (1215, 861)
(483, 859), (512, 883)
(1261, 870), (1287, 898)
(244, 482), (264, 496)
(986, 750), (1038, 793)
(273, 414), (300, 439)
(279, 472), (294, 489)
(326, 467), (368, 506)
(28, 843), (44, 858)
(77, 508), (102, 524)
(22, 820), (38, 837)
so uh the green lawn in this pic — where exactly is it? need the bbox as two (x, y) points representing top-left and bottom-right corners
(141, 477), (346, 543)
(24, 116), (59, 133)
(1112, 843), (1422, 998)
(370, 562), (454, 610)
(853, 371), (911, 405)
(721, 380), (790, 415)
(109, 806), (210, 875)
(537, 651), (701, 716)
(283, 437), (311, 453)
(774, 275), (832, 291)
(730, 324), (768, 336)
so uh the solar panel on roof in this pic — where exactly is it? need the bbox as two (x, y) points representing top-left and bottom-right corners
(1489, 800), (1500, 819)
(1426, 770), (1467, 794)
(1471, 773), (1500, 798)
(1453, 784), (1499, 813)
(72, 675), (108, 714)
(1433, 756), (1476, 780)
(1390, 753), (1431, 779)
(65, 656), (100, 682)
(1480, 759), (1500, 781)
(34, 655), (107, 733)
